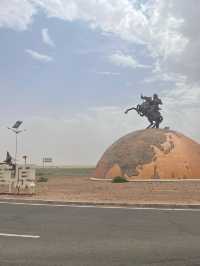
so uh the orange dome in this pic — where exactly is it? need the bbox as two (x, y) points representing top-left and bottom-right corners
(95, 129), (200, 179)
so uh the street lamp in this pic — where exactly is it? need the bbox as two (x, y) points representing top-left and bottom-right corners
(7, 121), (26, 165)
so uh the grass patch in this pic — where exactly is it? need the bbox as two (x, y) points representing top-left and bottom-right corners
(36, 172), (48, 182)
(37, 176), (48, 182)
(112, 176), (128, 183)
(36, 167), (95, 178)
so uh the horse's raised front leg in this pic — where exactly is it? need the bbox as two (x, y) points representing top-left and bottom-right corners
(125, 107), (137, 114)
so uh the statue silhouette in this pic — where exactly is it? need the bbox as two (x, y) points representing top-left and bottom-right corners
(125, 94), (163, 128)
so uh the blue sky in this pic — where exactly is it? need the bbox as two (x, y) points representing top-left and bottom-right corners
(0, 13), (154, 116)
(0, 0), (200, 165)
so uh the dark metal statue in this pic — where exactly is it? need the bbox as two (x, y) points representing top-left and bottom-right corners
(0, 151), (15, 170)
(125, 94), (163, 128)
(4, 151), (13, 165)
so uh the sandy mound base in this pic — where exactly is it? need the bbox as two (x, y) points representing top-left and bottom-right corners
(95, 129), (200, 179)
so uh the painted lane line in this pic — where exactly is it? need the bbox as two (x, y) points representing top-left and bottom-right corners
(0, 233), (40, 239)
(1, 201), (200, 212)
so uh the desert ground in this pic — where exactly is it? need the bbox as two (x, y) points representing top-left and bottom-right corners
(1, 167), (200, 205)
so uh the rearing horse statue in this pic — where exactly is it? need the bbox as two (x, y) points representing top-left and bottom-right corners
(125, 94), (163, 129)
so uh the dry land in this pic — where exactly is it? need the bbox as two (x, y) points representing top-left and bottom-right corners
(1, 167), (200, 205)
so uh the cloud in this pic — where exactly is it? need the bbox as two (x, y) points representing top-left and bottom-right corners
(27, 0), (188, 60)
(155, 1), (200, 85)
(0, 0), (36, 31)
(0, 1), (197, 73)
(109, 52), (151, 69)
(161, 80), (200, 143)
(1, 1), (200, 103)
(26, 49), (53, 62)
(35, 0), (148, 41)
(163, 78), (200, 108)
(41, 28), (55, 47)
(92, 71), (120, 76)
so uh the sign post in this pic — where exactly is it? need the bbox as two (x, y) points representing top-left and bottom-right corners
(42, 157), (53, 168)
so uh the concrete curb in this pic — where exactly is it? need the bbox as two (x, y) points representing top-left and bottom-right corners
(90, 177), (200, 182)
(1, 198), (200, 209)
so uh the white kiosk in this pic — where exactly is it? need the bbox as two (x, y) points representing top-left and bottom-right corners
(0, 121), (36, 194)
(0, 164), (36, 194)
(0, 164), (13, 193)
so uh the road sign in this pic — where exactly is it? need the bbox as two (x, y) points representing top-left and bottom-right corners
(43, 158), (53, 163)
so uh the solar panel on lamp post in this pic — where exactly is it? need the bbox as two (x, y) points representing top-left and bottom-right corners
(7, 121), (26, 165)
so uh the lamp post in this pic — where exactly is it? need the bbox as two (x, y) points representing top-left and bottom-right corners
(7, 121), (26, 193)
(7, 121), (26, 165)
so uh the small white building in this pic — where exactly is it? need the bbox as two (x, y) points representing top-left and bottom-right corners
(0, 164), (36, 194)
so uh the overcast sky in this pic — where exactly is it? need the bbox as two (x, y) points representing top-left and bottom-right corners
(0, 0), (200, 165)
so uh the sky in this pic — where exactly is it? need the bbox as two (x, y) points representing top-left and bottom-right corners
(0, 0), (200, 165)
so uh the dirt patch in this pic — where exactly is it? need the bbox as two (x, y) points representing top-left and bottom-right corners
(1, 176), (200, 205)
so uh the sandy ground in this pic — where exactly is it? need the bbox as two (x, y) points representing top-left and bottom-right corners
(1, 176), (200, 205)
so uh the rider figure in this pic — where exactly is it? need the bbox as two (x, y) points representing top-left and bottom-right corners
(151, 94), (162, 112)
(141, 94), (152, 103)
(141, 93), (162, 114)
(140, 94), (152, 115)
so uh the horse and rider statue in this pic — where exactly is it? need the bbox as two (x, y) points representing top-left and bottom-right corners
(0, 151), (16, 170)
(125, 93), (163, 129)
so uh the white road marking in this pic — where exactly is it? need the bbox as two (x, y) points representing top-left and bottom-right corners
(0, 200), (200, 212)
(0, 233), (40, 239)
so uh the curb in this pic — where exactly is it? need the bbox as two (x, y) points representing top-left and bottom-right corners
(90, 178), (200, 182)
(1, 198), (200, 209)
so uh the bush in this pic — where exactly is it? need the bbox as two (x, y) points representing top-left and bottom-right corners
(37, 172), (48, 182)
(112, 176), (128, 183)
(37, 176), (48, 182)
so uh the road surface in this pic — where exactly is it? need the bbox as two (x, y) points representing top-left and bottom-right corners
(0, 202), (200, 266)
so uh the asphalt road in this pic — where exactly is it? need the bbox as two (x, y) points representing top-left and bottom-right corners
(0, 203), (200, 266)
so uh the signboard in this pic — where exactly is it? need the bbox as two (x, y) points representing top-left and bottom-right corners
(0, 165), (12, 192)
(43, 157), (53, 163)
(16, 167), (36, 191)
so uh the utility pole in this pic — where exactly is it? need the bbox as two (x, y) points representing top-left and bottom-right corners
(7, 121), (26, 193)
(7, 121), (26, 164)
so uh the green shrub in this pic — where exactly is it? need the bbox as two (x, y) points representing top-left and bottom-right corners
(112, 176), (128, 183)
(37, 176), (48, 182)
(37, 172), (44, 177)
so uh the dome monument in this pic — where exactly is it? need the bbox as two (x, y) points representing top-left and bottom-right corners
(95, 129), (200, 180)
